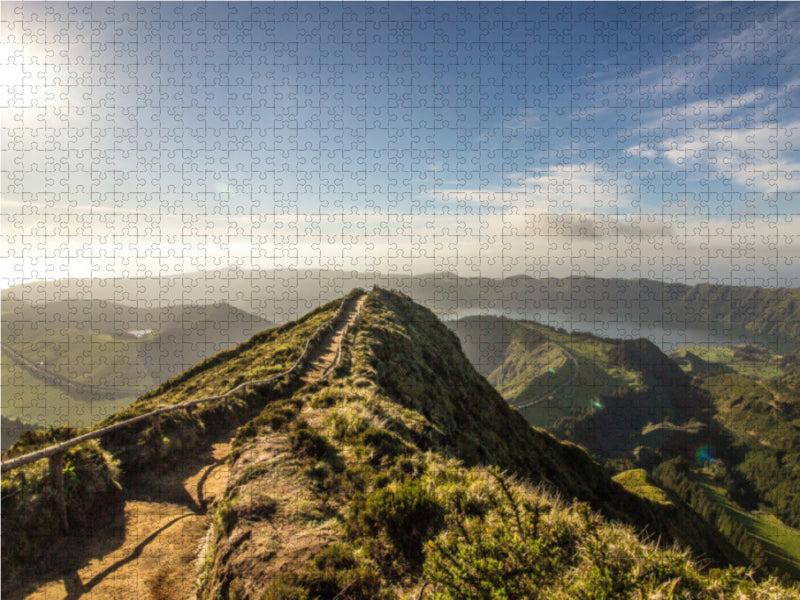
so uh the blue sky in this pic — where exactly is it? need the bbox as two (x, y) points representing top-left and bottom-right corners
(2, 2), (799, 287)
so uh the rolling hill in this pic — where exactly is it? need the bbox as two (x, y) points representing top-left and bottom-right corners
(1, 299), (273, 444)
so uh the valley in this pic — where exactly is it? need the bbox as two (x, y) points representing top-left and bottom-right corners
(448, 313), (800, 579)
(1, 300), (273, 447)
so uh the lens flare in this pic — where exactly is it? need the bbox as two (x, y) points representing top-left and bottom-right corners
(695, 444), (715, 466)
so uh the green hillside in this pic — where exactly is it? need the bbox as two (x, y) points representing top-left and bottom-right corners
(449, 316), (698, 450)
(4, 290), (799, 599)
(450, 317), (800, 578)
(1, 351), (135, 432)
(1, 299), (273, 446)
(200, 290), (792, 598)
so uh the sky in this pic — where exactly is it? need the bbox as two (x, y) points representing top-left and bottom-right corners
(2, 2), (800, 288)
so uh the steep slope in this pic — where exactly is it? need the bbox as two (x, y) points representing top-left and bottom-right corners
(449, 316), (702, 455)
(449, 316), (800, 578)
(199, 290), (768, 599)
(1, 293), (363, 598)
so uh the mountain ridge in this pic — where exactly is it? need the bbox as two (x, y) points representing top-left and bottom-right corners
(3, 289), (798, 599)
(4, 271), (799, 347)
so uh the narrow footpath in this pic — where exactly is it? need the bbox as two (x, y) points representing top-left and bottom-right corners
(13, 293), (366, 600)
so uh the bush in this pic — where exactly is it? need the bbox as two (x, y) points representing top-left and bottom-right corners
(236, 492), (279, 522)
(347, 477), (444, 574)
(1, 441), (123, 593)
(260, 544), (382, 600)
(289, 421), (333, 461)
(235, 462), (271, 487)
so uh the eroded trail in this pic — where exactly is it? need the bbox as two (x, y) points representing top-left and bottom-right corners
(301, 294), (365, 383)
(14, 293), (366, 600)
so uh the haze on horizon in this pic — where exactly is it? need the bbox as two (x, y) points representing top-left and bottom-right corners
(3, 3), (799, 291)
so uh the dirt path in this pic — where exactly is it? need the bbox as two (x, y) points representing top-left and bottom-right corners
(301, 293), (366, 383)
(14, 293), (366, 600)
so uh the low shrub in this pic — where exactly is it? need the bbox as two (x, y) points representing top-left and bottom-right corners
(1, 441), (123, 593)
(289, 421), (333, 461)
(260, 543), (383, 600)
(347, 477), (444, 574)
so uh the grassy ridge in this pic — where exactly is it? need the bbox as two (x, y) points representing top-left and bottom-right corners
(106, 297), (341, 421)
(451, 316), (646, 427)
(201, 289), (798, 598)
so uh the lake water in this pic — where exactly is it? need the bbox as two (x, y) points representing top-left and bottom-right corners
(440, 307), (788, 354)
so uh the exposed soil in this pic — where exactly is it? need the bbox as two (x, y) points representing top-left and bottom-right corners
(300, 294), (365, 383)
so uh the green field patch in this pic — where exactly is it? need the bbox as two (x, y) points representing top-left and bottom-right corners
(1, 352), (136, 429)
(671, 345), (786, 379)
(613, 469), (672, 506)
(693, 473), (800, 578)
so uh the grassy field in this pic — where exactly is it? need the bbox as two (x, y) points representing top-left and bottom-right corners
(693, 472), (800, 578)
(1, 352), (136, 429)
(3, 327), (156, 390)
(671, 345), (786, 379)
(612, 469), (672, 506)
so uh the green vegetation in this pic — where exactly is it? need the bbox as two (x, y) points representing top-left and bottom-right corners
(692, 369), (800, 530)
(0, 294), (356, 594)
(612, 469), (672, 506)
(1, 439), (123, 588)
(653, 459), (800, 578)
(452, 318), (696, 442)
(695, 474), (800, 578)
(1, 351), (135, 431)
(671, 345), (787, 379)
(199, 289), (799, 599)
(6, 289), (800, 598)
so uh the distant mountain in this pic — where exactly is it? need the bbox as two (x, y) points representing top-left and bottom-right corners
(4, 270), (799, 346)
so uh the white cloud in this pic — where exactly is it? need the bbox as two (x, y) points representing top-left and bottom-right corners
(661, 120), (800, 193)
(435, 163), (626, 212)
